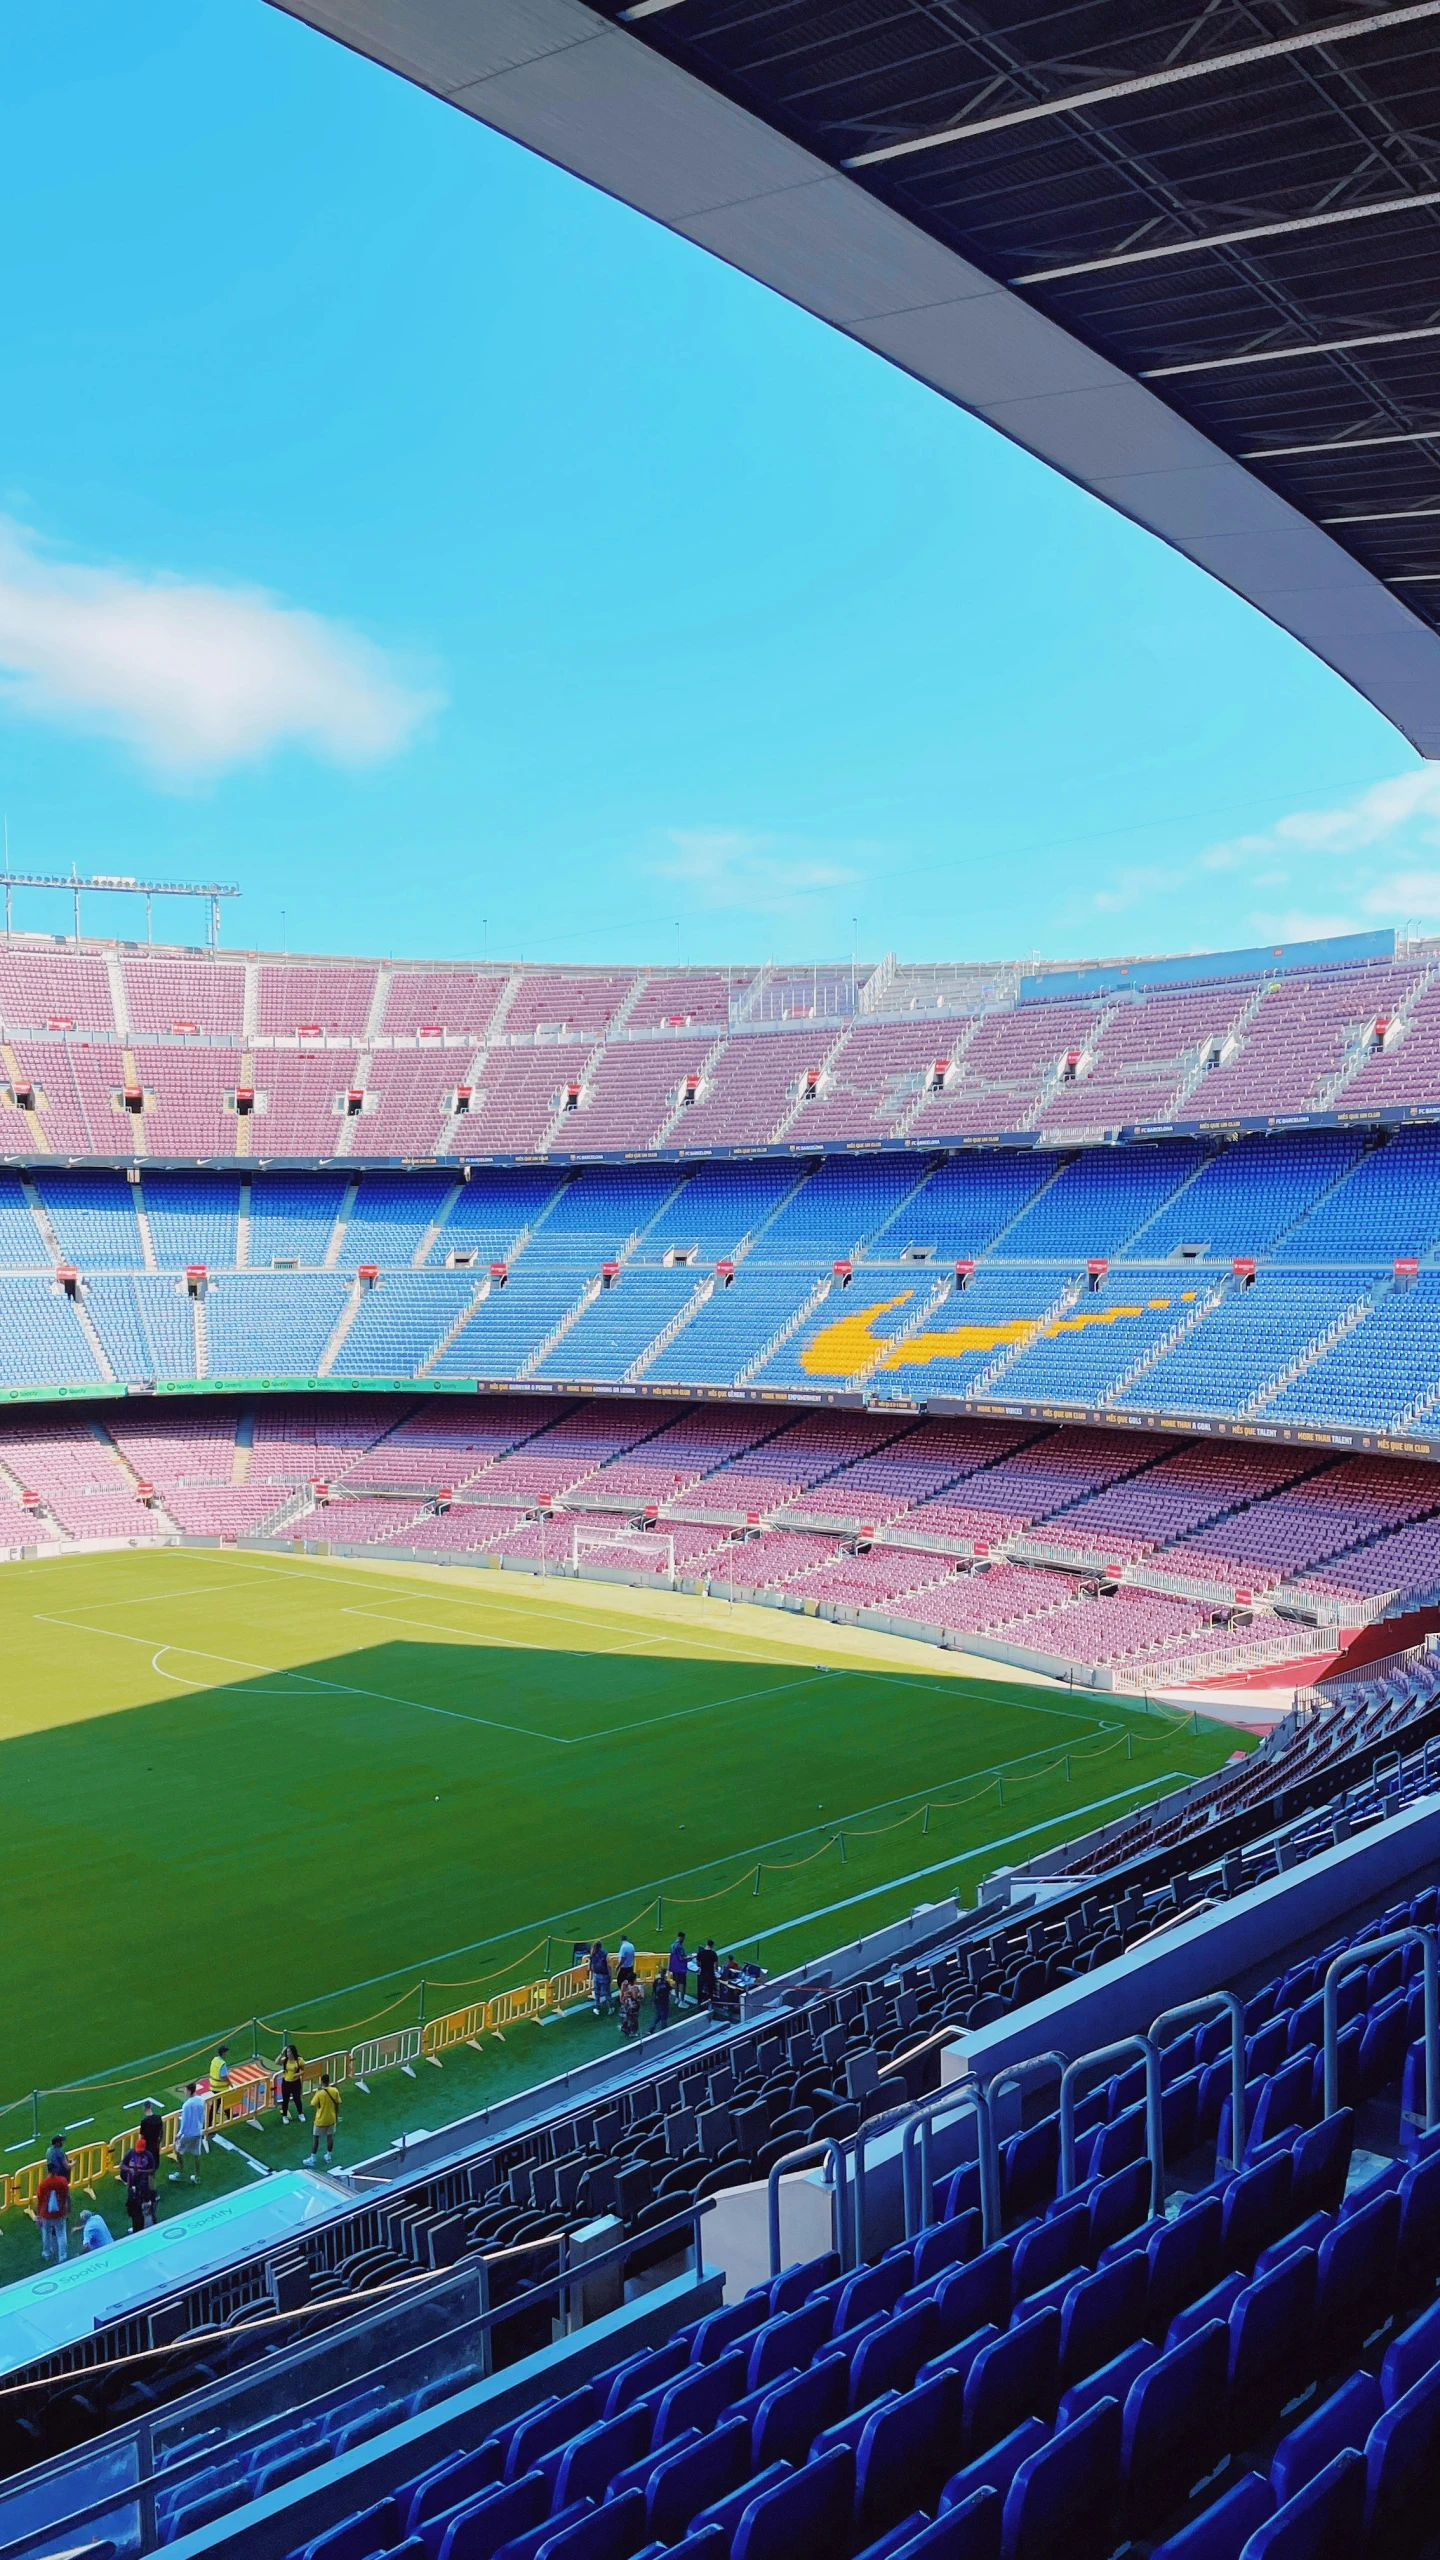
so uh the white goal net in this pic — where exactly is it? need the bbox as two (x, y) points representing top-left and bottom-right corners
(570, 1522), (676, 1585)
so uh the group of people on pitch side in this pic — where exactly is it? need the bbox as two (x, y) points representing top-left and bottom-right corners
(31, 2043), (344, 2262)
(589, 1932), (745, 2037)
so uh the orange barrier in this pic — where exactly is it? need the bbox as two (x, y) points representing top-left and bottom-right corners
(1, 1953), (667, 2215)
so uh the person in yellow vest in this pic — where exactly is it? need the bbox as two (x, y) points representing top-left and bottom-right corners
(308, 2072), (341, 2165)
(208, 2046), (231, 2115)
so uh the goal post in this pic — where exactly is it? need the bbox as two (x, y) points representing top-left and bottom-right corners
(570, 1521), (676, 1587)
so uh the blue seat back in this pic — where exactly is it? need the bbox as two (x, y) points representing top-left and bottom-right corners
(686, 2458), (793, 2548)
(1089, 2160), (1151, 2258)
(855, 2368), (964, 2541)
(689, 2294), (769, 2365)
(963, 2308), (1061, 2456)
(532, 2488), (645, 2560)
(1397, 2152), (1440, 2290)
(1221, 2152), (1293, 2273)
(914, 2210), (983, 2288)
(1002, 2117), (1061, 2223)
(1012, 2205), (1089, 2304)
(769, 2251), (840, 2316)
(1166, 2271), (1244, 2351)
(1146, 2196), (1220, 2338)
(1227, 2248), (1317, 2429)
(645, 2422), (748, 2545)
(553, 2407), (653, 2509)
(1059, 2249), (1147, 2387)
(302, 2503), (403, 2560)
(1001, 2394), (1122, 2560)
(1145, 2468), (1273, 2560)
(436, 2470), (547, 2560)
(729, 2443), (855, 2560)
(1290, 2112), (1353, 2223)
(838, 2255), (913, 2333)
(1057, 2338), (1158, 2433)
(751, 2351), (848, 2470)
(656, 2348), (749, 2445)
(943, 2417), (1050, 2515)
(851, 2301), (937, 2409)
(1382, 2296), (1440, 2405)
(1315, 2188), (1398, 2352)
(747, 2301), (832, 2393)
(1120, 2319), (1229, 2535)
(1363, 2354), (1440, 2554)
(1271, 2372), (1383, 2505)
(889, 2484), (1002, 2560)
(1241, 2448), (1366, 2560)
(506, 2390), (596, 2482)
(937, 2246), (1012, 2346)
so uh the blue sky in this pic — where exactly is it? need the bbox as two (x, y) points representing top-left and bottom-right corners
(0, 2), (1436, 972)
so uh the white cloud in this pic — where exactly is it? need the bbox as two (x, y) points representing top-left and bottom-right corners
(650, 827), (861, 915)
(1195, 768), (1440, 941)
(0, 519), (439, 778)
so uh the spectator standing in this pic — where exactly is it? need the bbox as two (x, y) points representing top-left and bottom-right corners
(119, 2141), (157, 2235)
(79, 2210), (111, 2251)
(170, 2083), (206, 2185)
(618, 1975), (642, 2038)
(668, 1931), (690, 2009)
(696, 1940), (718, 2007)
(590, 1941), (612, 2016)
(138, 2101), (166, 2176)
(649, 1970), (672, 2035)
(276, 2045), (305, 2123)
(617, 1933), (636, 1976)
(309, 2074), (342, 2165)
(35, 2162), (70, 2262)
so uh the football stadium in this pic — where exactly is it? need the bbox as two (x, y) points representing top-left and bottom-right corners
(9, 2), (1440, 2559)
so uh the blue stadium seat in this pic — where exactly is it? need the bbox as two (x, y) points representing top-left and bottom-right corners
(1362, 2355), (1440, 2552)
(854, 2369), (966, 2542)
(1119, 2319), (1230, 2535)
(1147, 2473), (1274, 2560)
(963, 2311), (1061, 2456)
(644, 2424), (749, 2544)
(1271, 2372), (1384, 2503)
(750, 2353), (849, 2469)
(1241, 2448), (1366, 2560)
(1000, 2396), (1121, 2560)
(1058, 2250), (1148, 2385)
(533, 2489), (647, 2560)
(728, 2443), (855, 2560)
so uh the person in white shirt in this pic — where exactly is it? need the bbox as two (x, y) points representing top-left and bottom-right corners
(617, 1935), (636, 1977)
(170, 2085), (207, 2185)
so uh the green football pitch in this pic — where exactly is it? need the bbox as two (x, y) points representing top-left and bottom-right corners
(0, 1546), (1244, 2214)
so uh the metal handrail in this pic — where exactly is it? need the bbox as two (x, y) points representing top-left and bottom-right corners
(766, 2138), (848, 2278)
(1323, 1928), (1438, 2125)
(1150, 1990), (1245, 2183)
(876, 2022), (964, 2083)
(980, 2050), (1067, 2237)
(1059, 2033), (1164, 2221)
(900, 2080), (996, 2247)
(0, 2197), (716, 2560)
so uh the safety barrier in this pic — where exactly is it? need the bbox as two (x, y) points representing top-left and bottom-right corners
(1, 1954), (664, 2216)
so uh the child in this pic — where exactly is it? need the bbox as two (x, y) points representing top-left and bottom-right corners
(618, 1974), (642, 2037)
(309, 2073), (342, 2165)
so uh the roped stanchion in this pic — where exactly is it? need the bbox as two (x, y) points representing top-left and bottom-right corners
(1149, 1990), (1245, 2185)
(899, 2080), (996, 2248)
(1324, 1928), (1438, 2125)
(766, 2137), (849, 2279)
(1059, 2034), (1164, 2222)
(978, 2051), (1067, 2240)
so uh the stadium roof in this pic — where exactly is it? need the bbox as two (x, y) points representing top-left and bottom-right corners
(274, 0), (1440, 755)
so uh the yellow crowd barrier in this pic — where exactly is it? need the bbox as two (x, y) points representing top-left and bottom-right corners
(1, 1954), (665, 2217)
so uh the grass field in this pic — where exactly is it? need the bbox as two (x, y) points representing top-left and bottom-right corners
(0, 1546), (1245, 2260)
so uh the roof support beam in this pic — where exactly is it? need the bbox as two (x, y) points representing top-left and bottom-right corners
(845, 0), (1440, 169)
(1144, 320), (1440, 378)
(1012, 188), (1440, 286)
